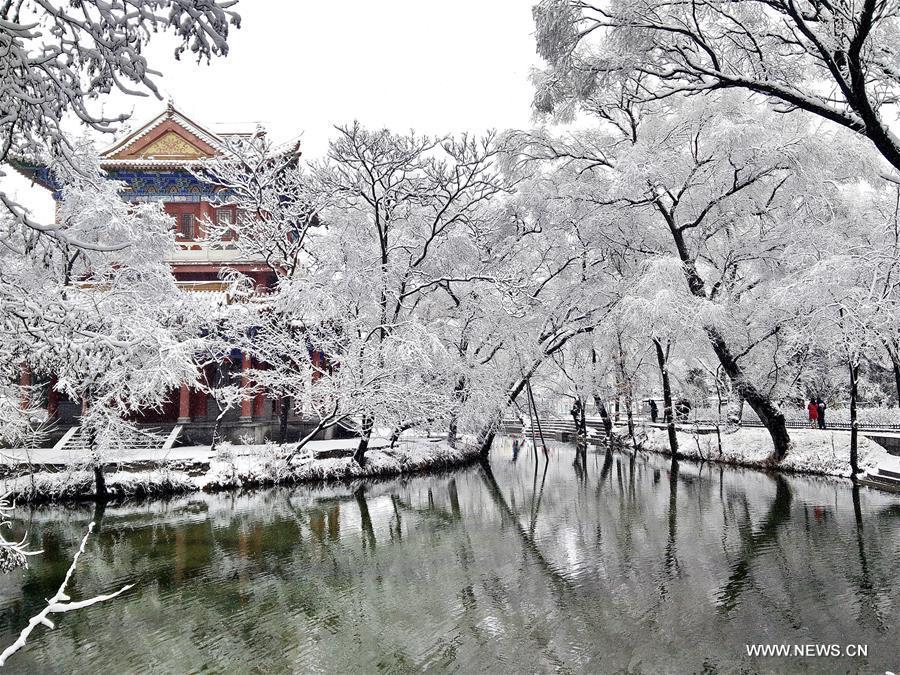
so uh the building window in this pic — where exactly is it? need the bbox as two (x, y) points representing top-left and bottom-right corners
(217, 208), (234, 227)
(178, 213), (195, 239)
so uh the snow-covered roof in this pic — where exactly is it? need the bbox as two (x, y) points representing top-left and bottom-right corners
(209, 121), (264, 138)
(100, 102), (228, 161)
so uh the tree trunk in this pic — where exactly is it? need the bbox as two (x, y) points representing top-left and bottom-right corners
(447, 416), (459, 449)
(593, 395), (613, 440)
(663, 210), (790, 460)
(590, 349), (613, 441)
(447, 375), (467, 449)
(892, 357), (900, 410)
(570, 397), (587, 452)
(477, 427), (497, 459)
(726, 394), (744, 429)
(616, 336), (637, 446)
(526, 379), (548, 453)
(653, 338), (679, 458)
(210, 412), (225, 453)
(704, 326), (791, 461)
(622, 381), (635, 446)
(84, 418), (107, 502)
(93, 465), (107, 502)
(354, 414), (374, 465)
(849, 360), (860, 477)
(279, 395), (291, 443)
(389, 422), (415, 448)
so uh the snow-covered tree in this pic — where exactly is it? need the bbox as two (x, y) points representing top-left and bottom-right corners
(533, 0), (900, 174)
(0, 143), (200, 495)
(782, 185), (900, 473)
(2, 0), (239, 244)
(193, 132), (317, 279)
(192, 133), (324, 443)
(295, 124), (514, 462)
(509, 92), (874, 460)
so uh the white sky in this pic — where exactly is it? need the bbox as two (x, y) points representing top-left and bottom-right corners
(4, 1), (541, 221)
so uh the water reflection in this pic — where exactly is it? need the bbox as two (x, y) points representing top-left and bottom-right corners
(0, 443), (896, 673)
(716, 474), (792, 612)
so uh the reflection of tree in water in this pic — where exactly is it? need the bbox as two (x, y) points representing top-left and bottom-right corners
(529, 455), (550, 535)
(2, 449), (899, 672)
(354, 487), (376, 552)
(599, 448), (614, 484)
(663, 459), (680, 579)
(479, 460), (575, 593)
(850, 484), (889, 633)
(716, 474), (792, 612)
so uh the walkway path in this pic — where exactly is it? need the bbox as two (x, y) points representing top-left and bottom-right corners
(861, 453), (900, 492)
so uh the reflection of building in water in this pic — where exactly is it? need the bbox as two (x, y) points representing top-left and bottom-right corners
(1, 463), (896, 673)
(173, 521), (215, 584)
(309, 504), (341, 542)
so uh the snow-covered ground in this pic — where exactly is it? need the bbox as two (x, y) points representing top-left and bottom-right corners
(199, 439), (478, 490)
(4, 427), (894, 503)
(0, 437), (390, 466)
(642, 427), (891, 478)
(0, 438), (480, 503)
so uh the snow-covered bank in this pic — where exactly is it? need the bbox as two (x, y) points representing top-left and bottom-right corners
(199, 440), (480, 491)
(0, 440), (481, 503)
(641, 427), (889, 478)
(1, 468), (196, 504)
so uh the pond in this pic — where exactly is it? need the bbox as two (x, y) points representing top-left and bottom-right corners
(0, 442), (897, 673)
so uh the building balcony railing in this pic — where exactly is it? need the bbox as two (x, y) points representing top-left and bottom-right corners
(166, 241), (266, 264)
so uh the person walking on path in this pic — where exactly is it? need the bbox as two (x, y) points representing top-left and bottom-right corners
(648, 399), (659, 423)
(807, 398), (818, 428)
(817, 398), (827, 429)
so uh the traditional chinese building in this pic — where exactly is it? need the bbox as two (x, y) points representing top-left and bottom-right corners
(16, 104), (320, 445)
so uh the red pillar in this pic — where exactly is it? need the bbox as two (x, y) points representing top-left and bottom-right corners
(192, 387), (208, 420)
(253, 361), (267, 418)
(47, 376), (60, 421)
(177, 383), (192, 423)
(19, 364), (31, 409)
(240, 352), (254, 419)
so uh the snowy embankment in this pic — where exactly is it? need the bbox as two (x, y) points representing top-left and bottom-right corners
(199, 439), (480, 491)
(0, 439), (481, 503)
(642, 427), (889, 478)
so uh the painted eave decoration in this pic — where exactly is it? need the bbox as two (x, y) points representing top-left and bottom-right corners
(100, 102), (224, 167)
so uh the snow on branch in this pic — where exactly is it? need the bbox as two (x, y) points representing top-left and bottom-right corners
(0, 522), (133, 667)
(1, 0), (239, 246)
(0, 494), (41, 574)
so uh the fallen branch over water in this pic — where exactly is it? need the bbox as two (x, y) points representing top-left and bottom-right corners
(0, 522), (133, 667)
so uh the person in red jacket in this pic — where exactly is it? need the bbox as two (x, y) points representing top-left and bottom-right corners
(807, 398), (818, 428)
